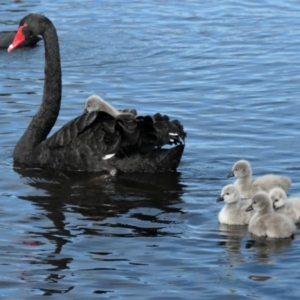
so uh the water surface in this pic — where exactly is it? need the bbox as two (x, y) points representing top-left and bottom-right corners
(1, 0), (300, 299)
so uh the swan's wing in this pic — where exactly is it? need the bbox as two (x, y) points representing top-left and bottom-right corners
(118, 108), (138, 117)
(45, 111), (137, 156)
(115, 110), (186, 145)
(45, 111), (186, 158)
(46, 111), (99, 148)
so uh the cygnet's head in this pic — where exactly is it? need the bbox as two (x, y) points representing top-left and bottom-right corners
(84, 95), (135, 120)
(269, 187), (287, 210)
(85, 95), (107, 113)
(246, 191), (271, 212)
(227, 159), (252, 179)
(216, 184), (241, 204)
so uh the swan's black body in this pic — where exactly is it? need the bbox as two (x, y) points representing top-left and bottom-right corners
(10, 14), (186, 174)
(0, 30), (41, 48)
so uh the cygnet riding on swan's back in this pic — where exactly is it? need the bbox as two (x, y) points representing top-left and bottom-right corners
(246, 191), (295, 238)
(227, 160), (291, 199)
(84, 95), (137, 120)
(216, 184), (254, 225)
(269, 187), (300, 223)
(7, 14), (186, 174)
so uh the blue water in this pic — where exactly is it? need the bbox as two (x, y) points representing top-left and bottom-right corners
(1, 0), (300, 299)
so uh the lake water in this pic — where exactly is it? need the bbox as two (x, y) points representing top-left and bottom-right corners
(1, 0), (300, 299)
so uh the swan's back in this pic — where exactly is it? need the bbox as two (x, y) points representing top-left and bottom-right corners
(39, 110), (186, 173)
(253, 174), (291, 193)
(264, 214), (295, 238)
(288, 197), (300, 212)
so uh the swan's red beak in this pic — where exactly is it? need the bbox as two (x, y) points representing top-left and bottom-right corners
(7, 25), (26, 52)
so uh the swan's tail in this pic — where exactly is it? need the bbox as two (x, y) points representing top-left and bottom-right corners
(150, 144), (185, 172)
(113, 144), (185, 173)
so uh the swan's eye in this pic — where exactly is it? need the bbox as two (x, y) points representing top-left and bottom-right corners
(23, 27), (34, 38)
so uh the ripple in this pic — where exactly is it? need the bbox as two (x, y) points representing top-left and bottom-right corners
(1, 0), (300, 299)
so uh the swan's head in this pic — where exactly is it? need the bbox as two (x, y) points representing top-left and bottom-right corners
(227, 159), (252, 179)
(269, 187), (287, 210)
(246, 191), (271, 212)
(84, 95), (107, 113)
(8, 14), (48, 52)
(216, 184), (241, 204)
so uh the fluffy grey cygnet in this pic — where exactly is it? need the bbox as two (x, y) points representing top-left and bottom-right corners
(227, 160), (291, 199)
(269, 187), (300, 223)
(216, 184), (254, 225)
(85, 95), (137, 119)
(246, 191), (295, 238)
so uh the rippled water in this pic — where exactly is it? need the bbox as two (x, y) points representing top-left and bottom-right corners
(1, 0), (300, 298)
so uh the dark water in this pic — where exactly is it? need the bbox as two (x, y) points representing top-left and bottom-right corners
(1, 0), (300, 298)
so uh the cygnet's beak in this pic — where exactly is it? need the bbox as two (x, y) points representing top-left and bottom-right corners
(83, 108), (88, 114)
(227, 171), (235, 178)
(216, 195), (224, 203)
(246, 204), (253, 211)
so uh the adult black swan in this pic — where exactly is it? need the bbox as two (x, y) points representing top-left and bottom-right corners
(8, 14), (186, 174)
(0, 30), (41, 48)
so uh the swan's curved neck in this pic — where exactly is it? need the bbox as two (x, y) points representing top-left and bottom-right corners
(14, 21), (61, 162)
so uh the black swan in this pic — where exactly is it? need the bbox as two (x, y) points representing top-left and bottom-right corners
(85, 94), (137, 119)
(8, 14), (186, 174)
(0, 30), (41, 48)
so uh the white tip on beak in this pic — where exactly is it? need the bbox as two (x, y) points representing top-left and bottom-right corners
(7, 44), (14, 53)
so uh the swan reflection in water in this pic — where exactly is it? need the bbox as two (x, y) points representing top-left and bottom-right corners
(218, 223), (294, 263)
(13, 165), (185, 250)
(11, 165), (184, 294)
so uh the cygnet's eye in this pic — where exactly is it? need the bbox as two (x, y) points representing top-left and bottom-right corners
(275, 199), (279, 202)
(253, 201), (256, 204)
(226, 193), (229, 195)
